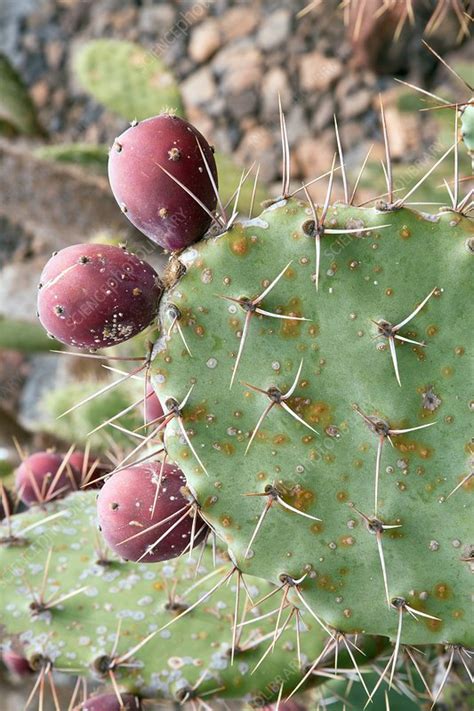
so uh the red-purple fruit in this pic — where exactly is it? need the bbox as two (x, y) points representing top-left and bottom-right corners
(108, 114), (218, 251)
(144, 382), (164, 425)
(81, 693), (142, 711)
(68, 451), (109, 489)
(96, 461), (208, 563)
(15, 452), (81, 506)
(37, 244), (162, 349)
(2, 650), (33, 677)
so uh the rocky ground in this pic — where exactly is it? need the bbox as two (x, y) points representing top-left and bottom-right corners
(3, 0), (471, 198)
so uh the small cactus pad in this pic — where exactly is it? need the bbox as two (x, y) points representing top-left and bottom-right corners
(0, 53), (44, 136)
(37, 243), (162, 348)
(0, 491), (329, 703)
(152, 198), (473, 647)
(108, 115), (218, 250)
(73, 40), (183, 120)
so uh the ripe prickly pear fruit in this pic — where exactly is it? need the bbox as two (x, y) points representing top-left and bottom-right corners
(37, 243), (162, 349)
(81, 693), (142, 711)
(97, 461), (208, 563)
(2, 650), (33, 676)
(68, 450), (109, 488)
(15, 452), (81, 506)
(144, 382), (164, 425)
(108, 114), (218, 251)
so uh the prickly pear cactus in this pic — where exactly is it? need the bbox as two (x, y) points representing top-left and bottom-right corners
(152, 198), (473, 648)
(74, 40), (183, 120)
(0, 491), (328, 703)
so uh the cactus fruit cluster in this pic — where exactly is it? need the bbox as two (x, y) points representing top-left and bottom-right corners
(0, 93), (472, 708)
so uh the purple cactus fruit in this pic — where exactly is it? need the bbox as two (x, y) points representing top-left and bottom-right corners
(81, 693), (142, 711)
(37, 244), (162, 349)
(15, 452), (81, 506)
(97, 461), (208, 563)
(108, 114), (218, 251)
(144, 382), (164, 425)
(2, 650), (33, 676)
(68, 451), (109, 489)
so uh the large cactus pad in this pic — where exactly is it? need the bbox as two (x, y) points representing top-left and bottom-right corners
(152, 198), (473, 647)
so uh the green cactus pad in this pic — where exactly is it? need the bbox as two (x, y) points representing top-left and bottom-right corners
(35, 143), (109, 174)
(0, 53), (44, 137)
(0, 491), (330, 702)
(73, 40), (183, 121)
(152, 198), (473, 648)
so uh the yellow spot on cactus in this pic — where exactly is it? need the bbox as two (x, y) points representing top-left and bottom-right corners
(340, 536), (355, 546)
(302, 400), (332, 427)
(426, 325), (438, 337)
(441, 366), (453, 377)
(220, 516), (232, 528)
(195, 325), (205, 337)
(311, 522), (323, 534)
(184, 403), (207, 422)
(425, 618), (443, 632)
(336, 491), (348, 502)
(229, 233), (248, 256)
(400, 226), (411, 239)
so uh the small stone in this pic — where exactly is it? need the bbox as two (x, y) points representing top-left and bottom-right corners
(139, 5), (176, 35)
(180, 67), (216, 108)
(189, 19), (221, 63)
(295, 132), (336, 201)
(30, 79), (49, 108)
(300, 52), (342, 92)
(311, 94), (335, 132)
(45, 40), (64, 70)
(256, 9), (291, 51)
(227, 89), (258, 120)
(340, 121), (366, 148)
(236, 127), (277, 183)
(261, 67), (292, 117)
(339, 87), (372, 120)
(286, 104), (309, 144)
(219, 7), (259, 41)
